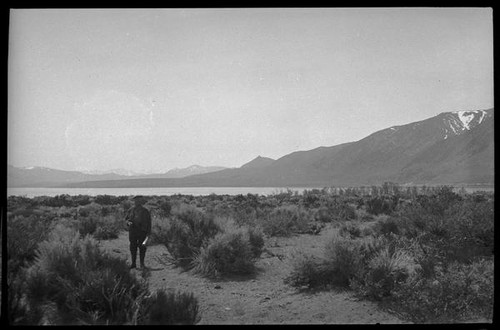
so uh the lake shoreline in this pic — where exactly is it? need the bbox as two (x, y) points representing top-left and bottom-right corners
(7, 185), (494, 198)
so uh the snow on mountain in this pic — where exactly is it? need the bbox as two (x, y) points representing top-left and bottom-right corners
(79, 168), (160, 176)
(22, 166), (54, 171)
(441, 109), (491, 140)
(456, 111), (475, 130)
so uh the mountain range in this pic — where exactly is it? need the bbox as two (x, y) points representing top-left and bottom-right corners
(7, 164), (228, 188)
(8, 108), (494, 188)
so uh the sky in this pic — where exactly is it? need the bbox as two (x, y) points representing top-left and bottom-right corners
(8, 8), (493, 173)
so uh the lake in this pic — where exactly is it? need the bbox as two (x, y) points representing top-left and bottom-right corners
(7, 187), (320, 198)
(7, 186), (494, 198)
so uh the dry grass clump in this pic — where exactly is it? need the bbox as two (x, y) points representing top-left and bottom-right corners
(258, 205), (312, 237)
(153, 204), (220, 268)
(143, 289), (201, 325)
(10, 224), (201, 325)
(191, 216), (264, 278)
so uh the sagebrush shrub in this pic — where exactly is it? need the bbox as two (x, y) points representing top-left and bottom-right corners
(259, 205), (312, 237)
(325, 234), (387, 287)
(10, 223), (202, 325)
(213, 216), (264, 258)
(366, 196), (397, 215)
(322, 234), (365, 287)
(413, 187), (461, 217)
(158, 205), (221, 268)
(8, 267), (32, 324)
(192, 230), (254, 278)
(94, 194), (125, 206)
(145, 289), (200, 325)
(7, 214), (55, 274)
(73, 194), (92, 206)
(77, 216), (98, 237)
(373, 217), (400, 237)
(396, 195), (493, 264)
(71, 211), (123, 240)
(314, 206), (334, 223)
(355, 247), (416, 300)
(284, 253), (335, 289)
(320, 200), (357, 222)
(149, 215), (170, 246)
(285, 235), (387, 290)
(392, 258), (494, 323)
(93, 215), (124, 240)
(158, 200), (172, 217)
(22, 225), (150, 325)
(446, 199), (494, 256)
(338, 222), (362, 239)
(246, 226), (265, 258)
(231, 206), (259, 227)
(38, 194), (76, 207)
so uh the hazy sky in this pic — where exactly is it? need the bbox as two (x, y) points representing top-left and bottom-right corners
(8, 8), (493, 173)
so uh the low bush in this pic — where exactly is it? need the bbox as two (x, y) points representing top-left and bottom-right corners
(94, 194), (126, 206)
(246, 226), (265, 258)
(73, 213), (123, 240)
(338, 222), (362, 239)
(149, 215), (170, 246)
(316, 200), (357, 223)
(366, 195), (397, 216)
(7, 214), (55, 275)
(314, 206), (333, 222)
(158, 199), (172, 217)
(356, 208), (375, 222)
(7, 195), (37, 210)
(73, 194), (92, 206)
(38, 194), (76, 208)
(258, 205), (312, 237)
(192, 229), (255, 278)
(11, 224), (201, 325)
(191, 217), (264, 278)
(372, 217), (400, 237)
(93, 215), (124, 240)
(231, 206), (259, 228)
(286, 234), (387, 290)
(77, 215), (98, 237)
(19, 225), (150, 325)
(144, 289), (200, 325)
(353, 247), (417, 300)
(284, 253), (335, 289)
(157, 205), (221, 268)
(391, 258), (494, 323)
(446, 199), (494, 258)
(323, 234), (369, 287)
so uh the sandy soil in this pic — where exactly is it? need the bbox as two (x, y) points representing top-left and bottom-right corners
(99, 224), (409, 324)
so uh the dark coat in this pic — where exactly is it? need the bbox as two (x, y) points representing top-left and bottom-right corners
(126, 205), (152, 236)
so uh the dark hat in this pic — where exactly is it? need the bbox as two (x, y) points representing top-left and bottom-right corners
(133, 195), (146, 202)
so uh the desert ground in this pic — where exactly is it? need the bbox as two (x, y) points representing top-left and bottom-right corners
(100, 223), (407, 324)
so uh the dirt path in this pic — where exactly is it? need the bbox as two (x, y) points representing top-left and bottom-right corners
(99, 225), (408, 324)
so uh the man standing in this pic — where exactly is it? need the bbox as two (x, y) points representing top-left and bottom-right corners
(125, 195), (152, 269)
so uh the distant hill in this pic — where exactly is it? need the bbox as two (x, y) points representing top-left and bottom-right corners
(137, 165), (228, 179)
(7, 164), (228, 188)
(240, 156), (275, 169)
(7, 166), (128, 187)
(60, 108), (494, 188)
